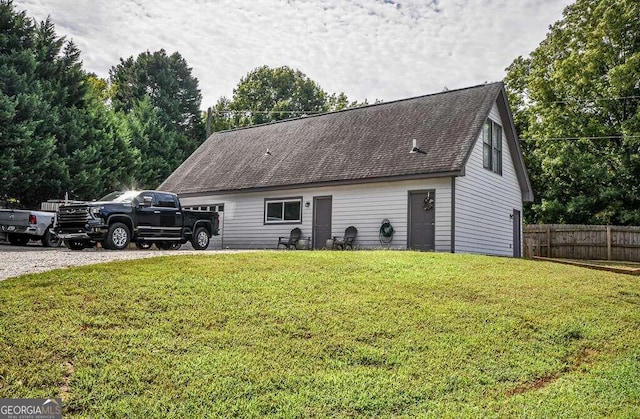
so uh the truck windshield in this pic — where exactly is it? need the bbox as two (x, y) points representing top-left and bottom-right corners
(99, 191), (140, 203)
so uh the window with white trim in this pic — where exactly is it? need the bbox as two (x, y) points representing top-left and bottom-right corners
(264, 198), (302, 224)
(482, 119), (502, 175)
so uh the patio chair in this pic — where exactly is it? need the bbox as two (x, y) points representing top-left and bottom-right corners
(333, 226), (357, 250)
(277, 227), (302, 250)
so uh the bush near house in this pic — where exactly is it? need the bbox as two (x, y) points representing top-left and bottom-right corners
(0, 252), (639, 417)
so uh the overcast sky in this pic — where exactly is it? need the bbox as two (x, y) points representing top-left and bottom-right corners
(14, 0), (573, 109)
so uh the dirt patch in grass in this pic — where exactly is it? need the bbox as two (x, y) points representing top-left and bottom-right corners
(60, 361), (74, 401)
(507, 374), (561, 396)
(507, 347), (601, 397)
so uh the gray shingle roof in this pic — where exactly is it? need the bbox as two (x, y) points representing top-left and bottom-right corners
(161, 82), (509, 195)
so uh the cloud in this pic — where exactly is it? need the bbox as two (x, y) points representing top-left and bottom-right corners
(13, 0), (572, 108)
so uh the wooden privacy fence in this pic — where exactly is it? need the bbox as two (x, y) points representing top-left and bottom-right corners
(524, 224), (640, 262)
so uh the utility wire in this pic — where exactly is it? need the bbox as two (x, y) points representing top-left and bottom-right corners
(520, 135), (640, 141)
(211, 110), (326, 114)
(545, 95), (640, 105)
(206, 96), (639, 114)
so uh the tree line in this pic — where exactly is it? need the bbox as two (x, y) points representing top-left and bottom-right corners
(0, 0), (203, 207)
(0, 1), (362, 208)
(2, 0), (639, 226)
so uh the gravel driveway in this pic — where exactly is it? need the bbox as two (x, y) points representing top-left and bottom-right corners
(0, 243), (249, 281)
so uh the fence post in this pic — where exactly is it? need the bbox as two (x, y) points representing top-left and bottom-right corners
(524, 238), (532, 259)
(546, 227), (551, 258)
(607, 225), (612, 260)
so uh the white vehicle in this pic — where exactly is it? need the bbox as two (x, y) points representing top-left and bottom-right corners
(0, 209), (61, 247)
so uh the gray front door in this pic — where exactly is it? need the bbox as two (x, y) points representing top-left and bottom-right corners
(408, 191), (435, 251)
(313, 196), (332, 249)
(513, 209), (522, 257)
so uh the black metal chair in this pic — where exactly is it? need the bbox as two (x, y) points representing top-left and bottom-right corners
(277, 227), (302, 250)
(333, 226), (357, 250)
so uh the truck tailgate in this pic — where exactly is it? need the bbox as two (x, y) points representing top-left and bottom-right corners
(0, 210), (31, 227)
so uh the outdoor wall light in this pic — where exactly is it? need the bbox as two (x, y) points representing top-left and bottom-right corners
(305, 202), (310, 208)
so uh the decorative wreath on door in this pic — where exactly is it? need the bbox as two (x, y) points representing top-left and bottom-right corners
(423, 192), (434, 211)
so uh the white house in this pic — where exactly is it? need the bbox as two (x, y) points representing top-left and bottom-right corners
(160, 82), (533, 256)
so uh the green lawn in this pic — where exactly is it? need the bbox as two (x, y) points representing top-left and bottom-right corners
(1, 251), (639, 417)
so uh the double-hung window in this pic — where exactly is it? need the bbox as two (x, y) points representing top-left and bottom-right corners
(482, 119), (503, 175)
(264, 198), (302, 224)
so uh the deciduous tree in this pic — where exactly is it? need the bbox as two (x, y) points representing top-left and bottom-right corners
(207, 66), (368, 132)
(229, 66), (328, 126)
(505, 0), (640, 225)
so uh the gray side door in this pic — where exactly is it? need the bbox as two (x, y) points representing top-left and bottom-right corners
(313, 196), (332, 249)
(408, 191), (435, 251)
(513, 209), (522, 257)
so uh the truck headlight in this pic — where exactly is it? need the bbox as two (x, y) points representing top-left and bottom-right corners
(90, 207), (103, 218)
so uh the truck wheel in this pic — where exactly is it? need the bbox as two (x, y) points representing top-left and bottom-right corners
(8, 234), (29, 246)
(41, 228), (62, 247)
(106, 222), (130, 250)
(65, 240), (86, 250)
(191, 227), (210, 250)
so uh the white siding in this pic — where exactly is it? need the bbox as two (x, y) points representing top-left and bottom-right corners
(455, 102), (523, 256)
(181, 178), (452, 251)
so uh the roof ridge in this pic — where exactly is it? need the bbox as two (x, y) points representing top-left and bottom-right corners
(206, 81), (504, 136)
(161, 80), (511, 195)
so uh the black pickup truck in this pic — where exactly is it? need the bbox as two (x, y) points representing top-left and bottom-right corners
(55, 190), (219, 251)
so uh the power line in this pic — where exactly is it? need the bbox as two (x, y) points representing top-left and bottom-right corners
(207, 109), (640, 142)
(541, 95), (640, 105)
(207, 95), (639, 113)
(520, 135), (640, 141)
(211, 110), (326, 114)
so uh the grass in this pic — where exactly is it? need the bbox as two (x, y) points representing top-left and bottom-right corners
(0, 251), (639, 417)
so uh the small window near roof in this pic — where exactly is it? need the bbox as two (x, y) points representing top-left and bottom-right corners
(483, 121), (492, 170)
(492, 123), (502, 175)
(265, 198), (302, 224)
(482, 119), (502, 175)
